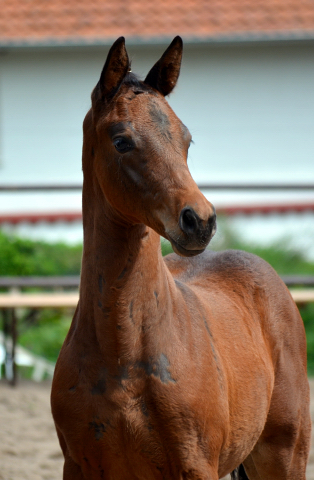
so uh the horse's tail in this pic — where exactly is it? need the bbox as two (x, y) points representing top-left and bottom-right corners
(231, 464), (249, 480)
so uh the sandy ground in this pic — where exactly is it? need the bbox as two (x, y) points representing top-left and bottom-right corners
(1, 379), (314, 480)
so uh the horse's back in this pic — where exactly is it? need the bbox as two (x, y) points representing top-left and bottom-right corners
(165, 248), (306, 366)
(165, 247), (282, 290)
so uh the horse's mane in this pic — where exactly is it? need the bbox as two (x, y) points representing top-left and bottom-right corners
(123, 71), (154, 94)
(92, 71), (153, 107)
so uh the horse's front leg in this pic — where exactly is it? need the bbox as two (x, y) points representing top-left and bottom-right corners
(63, 455), (86, 480)
(179, 466), (219, 480)
(55, 427), (86, 480)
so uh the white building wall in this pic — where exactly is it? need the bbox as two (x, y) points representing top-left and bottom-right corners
(0, 41), (313, 251)
(175, 42), (314, 185)
(1, 42), (314, 186)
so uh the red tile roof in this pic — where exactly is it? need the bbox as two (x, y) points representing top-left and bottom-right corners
(2, 202), (314, 224)
(1, 0), (314, 46)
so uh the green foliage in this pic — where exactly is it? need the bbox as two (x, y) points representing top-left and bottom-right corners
(239, 245), (314, 276)
(18, 309), (71, 363)
(0, 230), (82, 276)
(300, 303), (314, 375)
(0, 230), (81, 369)
(161, 238), (174, 256)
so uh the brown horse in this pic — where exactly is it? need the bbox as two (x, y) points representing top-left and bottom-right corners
(51, 37), (311, 480)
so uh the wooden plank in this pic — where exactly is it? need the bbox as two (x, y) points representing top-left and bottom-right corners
(0, 276), (80, 288)
(1, 183), (314, 192)
(289, 289), (314, 304)
(1, 275), (314, 289)
(0, 292), (79, 308)
(281, 275), (314, 287)
(0, 290), (313, 309)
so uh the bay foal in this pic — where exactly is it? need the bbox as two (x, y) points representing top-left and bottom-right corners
(51, 37), (311, 480)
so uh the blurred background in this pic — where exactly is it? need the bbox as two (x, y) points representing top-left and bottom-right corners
(1, 2), (314, 478)
(0, 0), (314, 378)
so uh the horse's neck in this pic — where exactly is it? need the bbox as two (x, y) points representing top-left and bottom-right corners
(78, 186), (173, 362)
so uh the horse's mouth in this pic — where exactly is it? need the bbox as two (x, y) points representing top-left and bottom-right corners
(167, 236), (206, 257)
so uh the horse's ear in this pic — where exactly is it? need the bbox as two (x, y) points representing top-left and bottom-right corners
(98, 37), (129, 100)
(144, 36), (183, 96)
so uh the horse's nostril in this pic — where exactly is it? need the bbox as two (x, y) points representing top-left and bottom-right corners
(179, 208), (198, 235)
(183, 210), (196, 228)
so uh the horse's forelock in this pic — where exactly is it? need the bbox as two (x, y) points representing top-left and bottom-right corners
(122, 72), (154, 94)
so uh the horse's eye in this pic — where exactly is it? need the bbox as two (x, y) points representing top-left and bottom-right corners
(113, 137), (134, 154)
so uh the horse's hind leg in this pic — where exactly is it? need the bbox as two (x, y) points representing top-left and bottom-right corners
(243, 420), (310, 480)
(242, 367), (311, 479)
(241, 417), (311, 479)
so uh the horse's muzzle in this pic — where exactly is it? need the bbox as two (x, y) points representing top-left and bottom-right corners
(168, 206), (217, 257)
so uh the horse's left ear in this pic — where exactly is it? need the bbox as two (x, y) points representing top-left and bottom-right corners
(144, 36), (183, 96)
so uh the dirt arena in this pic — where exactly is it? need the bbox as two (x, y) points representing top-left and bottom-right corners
(1, 379), (314, 480)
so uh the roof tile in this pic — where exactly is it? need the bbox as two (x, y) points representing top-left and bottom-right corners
(1, 0), (314, 45)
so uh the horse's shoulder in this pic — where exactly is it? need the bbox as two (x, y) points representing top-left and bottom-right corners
(164, 248), (277, 286)
(205, 249), (271, 274)
(165, 250), (282, 298)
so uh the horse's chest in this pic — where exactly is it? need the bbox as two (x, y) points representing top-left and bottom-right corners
(53, 365), (219, 479)
(52, 332), (229, 478)
(60, 387), (169, 477)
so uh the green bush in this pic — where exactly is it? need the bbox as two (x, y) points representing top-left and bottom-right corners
(0, 230), (82, 276)
(300, 303), (314, 375)
(18, 309), (71, 363)
(0, 230), (81, 368)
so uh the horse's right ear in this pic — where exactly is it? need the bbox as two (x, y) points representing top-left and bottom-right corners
(97, 37), (130, 101)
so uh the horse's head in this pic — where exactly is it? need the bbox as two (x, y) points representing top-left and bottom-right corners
(84, 36), (216, 257)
